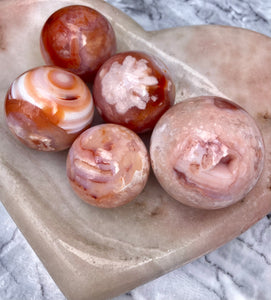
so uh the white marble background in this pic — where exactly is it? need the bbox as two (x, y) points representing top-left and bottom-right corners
(1, 0), (271, 299)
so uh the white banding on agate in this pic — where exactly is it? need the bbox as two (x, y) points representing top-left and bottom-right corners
(9, 67), (93, 134)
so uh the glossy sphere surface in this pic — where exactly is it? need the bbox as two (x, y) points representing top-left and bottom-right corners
(150, 96), (265, 210)
(93, 51), (175, 133)
(40, 5), (116, 81)
(66, 124), (150, 208)
(5, 66), (94, 151)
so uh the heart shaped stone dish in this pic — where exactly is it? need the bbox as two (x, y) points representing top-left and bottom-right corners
(1, 0), (271, 299)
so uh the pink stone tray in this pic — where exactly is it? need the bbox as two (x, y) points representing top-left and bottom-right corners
(1, 1), (271, 299)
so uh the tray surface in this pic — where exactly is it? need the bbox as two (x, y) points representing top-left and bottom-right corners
(1, 0), (271, 299)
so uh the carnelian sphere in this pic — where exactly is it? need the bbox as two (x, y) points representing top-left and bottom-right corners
(93, 51), (175, 133)
(150, 96), (265, 210)
(40, 5), (117, 81)
(5, 66), (94, 151)
(66, 123), (150, 208)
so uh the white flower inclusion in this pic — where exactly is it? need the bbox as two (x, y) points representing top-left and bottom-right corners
(101, 56), (159, 114)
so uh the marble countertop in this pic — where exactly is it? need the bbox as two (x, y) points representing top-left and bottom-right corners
(1, 0), (271, 299)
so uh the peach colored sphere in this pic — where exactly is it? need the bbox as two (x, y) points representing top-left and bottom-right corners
(93, 51), (175, 133)
(150, 96), (265, 210)
(40, 5), (117, 81)
(5, 66), (94, 151)
(66, 124), (150, 208)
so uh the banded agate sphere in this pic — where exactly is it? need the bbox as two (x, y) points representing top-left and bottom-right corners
(66, 124), (150, 208)
(40, 5), (116, 81)
(5, 66), (94, 151)
(93, 51), (175, 133)
(150, 96), (265, 210)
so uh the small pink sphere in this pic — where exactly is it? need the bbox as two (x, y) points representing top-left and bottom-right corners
(150, 96), (265, 210)
(40, 5), (117, 81)
(5, 66), (94, 151)
(93, 51), (175, 133)
(66, 124), (150, 208)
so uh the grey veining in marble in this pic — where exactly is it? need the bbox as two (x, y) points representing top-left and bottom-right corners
(109, 0), (271, 35)
(0, 202), (65, 300)
(1, 0), (271, 300)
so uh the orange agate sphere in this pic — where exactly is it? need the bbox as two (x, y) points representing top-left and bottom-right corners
(5, 66), (94, 151)
(150, 96), (265, 210)
(40, 5), (117, 81)
(93, 51), (175, 133)
(66, 124), (150, 208)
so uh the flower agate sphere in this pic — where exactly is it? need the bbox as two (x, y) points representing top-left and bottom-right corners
(5, 66), (94, 151)
(150, 96), (265, 210)
(66, 124), (150, 208)
(40, 5), (116, 81)
(93, 51), (175, 133)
